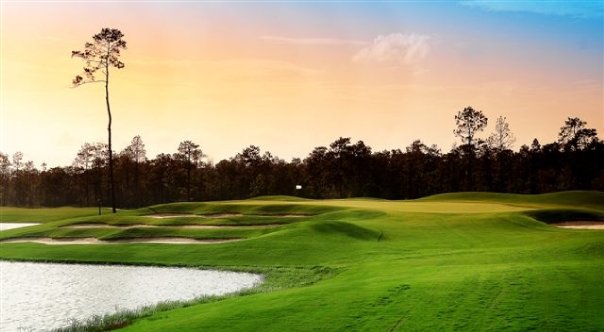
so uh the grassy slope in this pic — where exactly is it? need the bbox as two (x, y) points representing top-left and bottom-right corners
(419, 190), (604, 210)
(0, 207), (111, 223)
(0, 192), (603, 331)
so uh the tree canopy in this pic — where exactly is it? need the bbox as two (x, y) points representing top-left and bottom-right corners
(2, 114), (602, 207)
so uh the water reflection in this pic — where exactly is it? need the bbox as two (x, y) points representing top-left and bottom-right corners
(0, 261), (262, 331)
(0, 223), (40, 231)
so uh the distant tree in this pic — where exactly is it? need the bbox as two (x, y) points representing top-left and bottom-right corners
(177, 140), (202, 201)
(530, 138), (541, 152)
(12, 152), (23, 172)
(329, 137), (352, 197)
(122, 135), (146, 206)
(4, 118), (604, 206)
(236, 145), (262, 167)
(403, 140), (441, 198)
(72, 28), (127, 213)
(487, 116), (516, 151)
(453, 107), (488, 189)
(0, 153), (10, 171)
(454, 106), (488, 152)
(0, 153), (10, 205)
(304, 146), (332, 198)
(558, 117), (598, 151)
(73, 143), (96, 171)
(234, 146), (269, 198)
(121, 136), (146, 161)
(24, 160), (38, 207)
(149, 153), (178, 203)
(406, 140), (439, 155)
(74, 142), (106, 205)
(348, 140), (373, 197)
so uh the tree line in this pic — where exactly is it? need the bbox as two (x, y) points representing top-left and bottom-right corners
(1, 110), (602, 208)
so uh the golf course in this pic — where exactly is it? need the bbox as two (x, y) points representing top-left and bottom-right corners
(0, 191), (603, 331)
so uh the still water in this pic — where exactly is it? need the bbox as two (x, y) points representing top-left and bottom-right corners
(0, 223), (40, 231)
(0, 261), (262, 331)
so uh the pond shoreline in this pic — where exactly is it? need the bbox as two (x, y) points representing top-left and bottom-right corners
(1, 261), (263, 331)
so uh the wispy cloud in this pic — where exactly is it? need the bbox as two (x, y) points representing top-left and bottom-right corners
(459, 0), (604, 18)
(352, 33), (431, 66)
(259, 35), (367, 46)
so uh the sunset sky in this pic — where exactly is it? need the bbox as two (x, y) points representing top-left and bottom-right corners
(1, 1), (602, 167)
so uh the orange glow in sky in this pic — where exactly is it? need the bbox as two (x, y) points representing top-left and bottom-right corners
(1, 2), (602, 166)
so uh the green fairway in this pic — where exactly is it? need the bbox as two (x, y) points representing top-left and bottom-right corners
(1, 191), (603, 331)
(0, 207), (113, 223)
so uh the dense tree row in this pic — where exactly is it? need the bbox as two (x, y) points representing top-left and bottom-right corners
(1, 111), (602, 208)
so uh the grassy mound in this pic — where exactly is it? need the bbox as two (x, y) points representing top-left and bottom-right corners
(1, 192), (603, 331)
(249, 195), (311, 201)
(420, 190), (604, 211)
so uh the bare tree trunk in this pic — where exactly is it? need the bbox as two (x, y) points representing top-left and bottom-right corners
(105, 66), (116, 213)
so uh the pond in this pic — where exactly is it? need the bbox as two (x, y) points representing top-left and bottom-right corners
(0, 223), (40, 231)
(0, 261), (263, 331)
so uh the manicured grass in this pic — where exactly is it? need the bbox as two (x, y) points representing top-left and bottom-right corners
(1, 191), (603, 331)
(420, 190), (604, 210)
(0, 206), (111, 223)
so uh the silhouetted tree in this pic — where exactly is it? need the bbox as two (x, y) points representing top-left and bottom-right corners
(0, 153), (10, 205)
(487, 116), (516, 151)
(328, 137), (353, 197)
(454, 106), (488, 189)
(177, 140), (202, 201)
(530, 138), (541, 152)
(12, 152), (23, 172)
(72, 28), (127, 213)
(403, 140), (440, 197)
(123, 135), (147, 164)
(121, 135), (146, 206)
(3, 112), (603, 207)
(73, 142), (107, 206)
(234, 145), (265, 198)
(454, 106), (488, 152)
(558, 117), (598, 151)
(304, 146), (332, 198)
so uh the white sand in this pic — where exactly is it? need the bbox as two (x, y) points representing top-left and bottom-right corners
(146, 213), (309, 219)
(0, 237), (241, 245)
(554, 221), (604, 230)
(65, 223), (282, 229)
(0, 223), (40, 231)
(146, 214), (203, 219)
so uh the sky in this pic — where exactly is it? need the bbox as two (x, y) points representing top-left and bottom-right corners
(1, 1), (603, 167)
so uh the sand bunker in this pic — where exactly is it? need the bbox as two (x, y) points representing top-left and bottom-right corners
(146, 213), (309, 219)
(0, 237), (241, 245)
(146, 213), (243, 219)
(178, 224), (282, 229)
(146, 214), (203, 219)
(260, 214), (310, 218)
(65, 223), (282, 229)
(200, 213), (243, 218)
(553, 221), (604, 230)
(67, 224), (154, 229)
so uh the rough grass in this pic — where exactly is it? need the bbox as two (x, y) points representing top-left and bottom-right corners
(1, 191), (603, 331)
